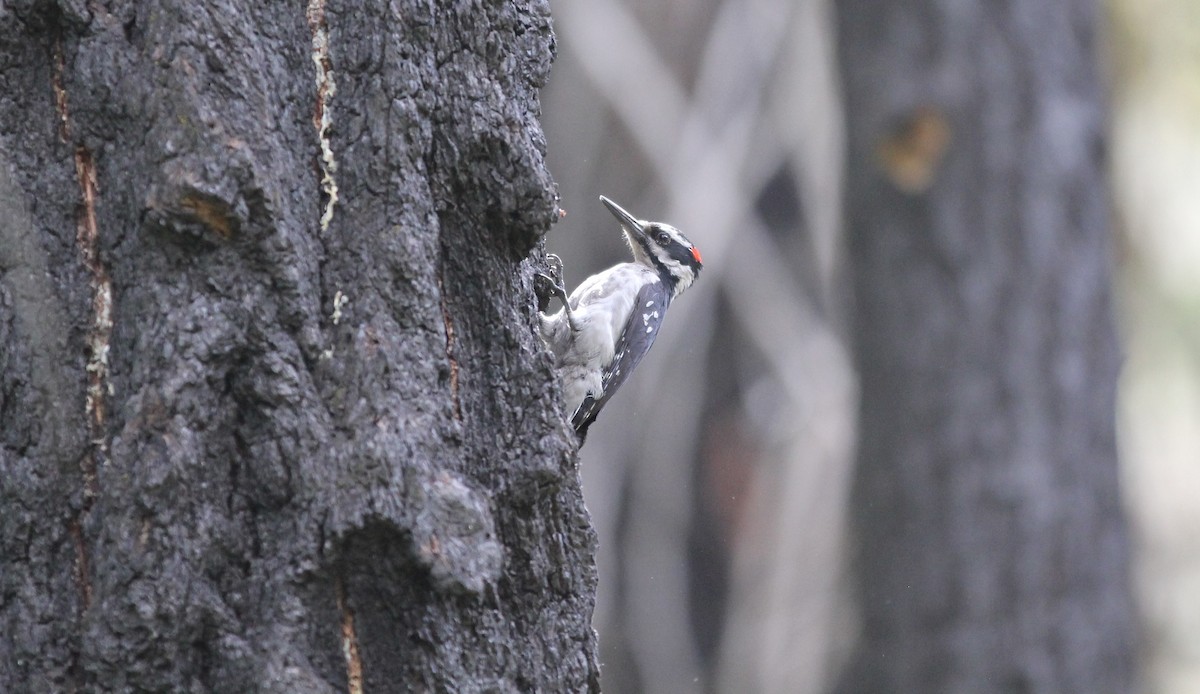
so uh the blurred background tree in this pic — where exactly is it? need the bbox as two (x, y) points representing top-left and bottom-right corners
(543, 0), (1200, 691)
(835, 0), (1133, 691)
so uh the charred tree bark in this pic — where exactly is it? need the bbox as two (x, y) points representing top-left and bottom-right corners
(0, 1), (598, 691)
(835, 1), (1135, 692)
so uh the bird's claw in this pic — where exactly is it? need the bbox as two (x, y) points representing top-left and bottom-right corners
(535, 254), (580, 331)
(545, 253), (565, 281)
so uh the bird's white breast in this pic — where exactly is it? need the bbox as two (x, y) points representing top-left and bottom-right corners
(540, 263), (659, 413)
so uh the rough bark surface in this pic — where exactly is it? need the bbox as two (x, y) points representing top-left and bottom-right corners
(835, 1), (1135, 692)
(0, 1), (599, 692)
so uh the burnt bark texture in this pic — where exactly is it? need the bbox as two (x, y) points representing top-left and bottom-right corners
(836, 1), (1135, 693)
(0, 1), (599, 692)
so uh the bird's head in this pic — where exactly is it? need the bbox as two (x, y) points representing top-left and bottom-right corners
(600, 196), (703, 296)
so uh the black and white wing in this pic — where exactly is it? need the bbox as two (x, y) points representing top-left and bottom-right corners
(571, 281), (672, 436)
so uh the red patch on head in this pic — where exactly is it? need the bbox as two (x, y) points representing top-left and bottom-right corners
(691, 246), (703, 264)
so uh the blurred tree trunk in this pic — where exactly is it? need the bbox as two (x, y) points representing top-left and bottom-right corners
(0, 1), (599, 692)
(836, 1), (1136, 692)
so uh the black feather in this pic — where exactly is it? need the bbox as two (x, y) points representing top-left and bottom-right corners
(571, 281), (673, 436)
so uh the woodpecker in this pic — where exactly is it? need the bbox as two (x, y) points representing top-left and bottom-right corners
(538, 196), (703, 439)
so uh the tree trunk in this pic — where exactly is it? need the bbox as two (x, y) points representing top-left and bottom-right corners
(836, 1), (1135, 692)
(0, 1), (599, 692)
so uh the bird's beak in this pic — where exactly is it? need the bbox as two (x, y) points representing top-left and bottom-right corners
(599, 196), (646, 240)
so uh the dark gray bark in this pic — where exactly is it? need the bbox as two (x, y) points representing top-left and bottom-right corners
(0, 1), (599, 692)
(836, 1), (1135, 692)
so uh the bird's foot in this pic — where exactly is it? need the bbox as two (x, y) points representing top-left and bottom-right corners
(534, 254), (566, 310)
(535, 254), (581, 331)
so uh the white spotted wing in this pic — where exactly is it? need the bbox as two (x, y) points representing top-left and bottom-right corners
(571, 281), (672, 435)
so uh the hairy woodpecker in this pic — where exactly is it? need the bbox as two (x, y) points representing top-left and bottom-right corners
(539, 196), (703, 439)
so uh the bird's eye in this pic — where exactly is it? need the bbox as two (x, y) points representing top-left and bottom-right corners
(656, 232), (670, 246)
